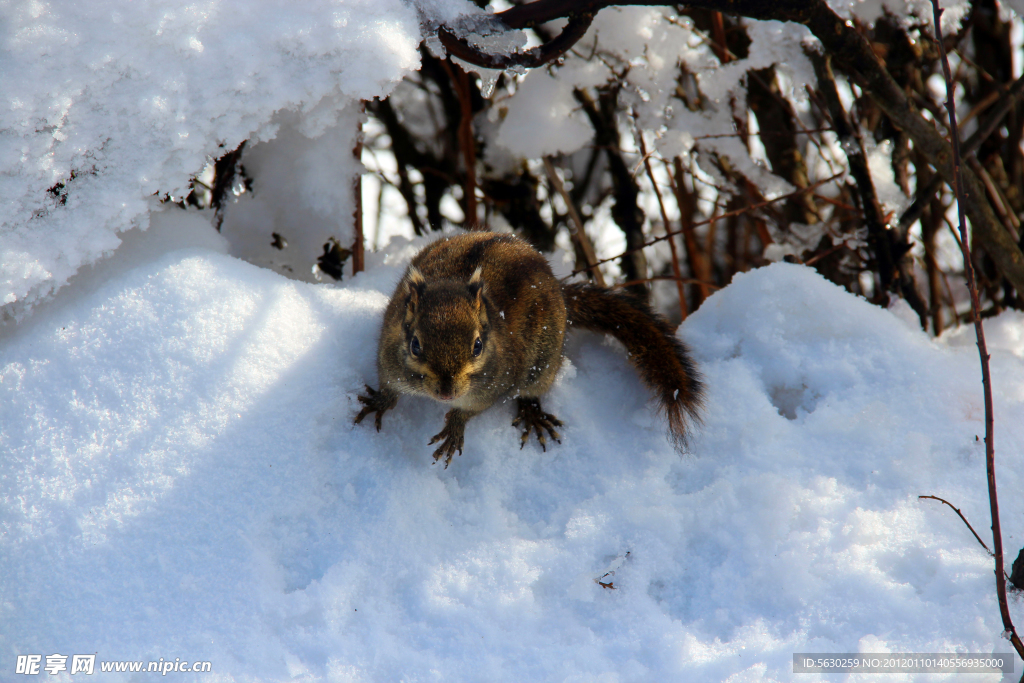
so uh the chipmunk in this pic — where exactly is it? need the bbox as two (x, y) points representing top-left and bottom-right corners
(354, 232), (703, 467)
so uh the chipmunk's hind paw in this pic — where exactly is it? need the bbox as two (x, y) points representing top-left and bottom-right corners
(512, 397), (563, 452)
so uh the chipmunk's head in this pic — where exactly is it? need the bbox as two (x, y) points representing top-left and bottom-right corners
(400, 266), (495, 404)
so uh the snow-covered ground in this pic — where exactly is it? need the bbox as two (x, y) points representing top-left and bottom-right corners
(2, 211), (1023, 682)
(4, 0), (1024, 680)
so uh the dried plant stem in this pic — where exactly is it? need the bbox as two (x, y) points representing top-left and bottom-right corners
(919, 495), (992, 555)
(803, 242), (847, 266)
(709, 11), (730, 64)
(930, 0), (1024, 664)
(567, 172), (842, 278)
(634, 123), (688, 320)
(542, 157), (605, 287)
(667, 158), (713, 306)
(352, 102), (365, 275)
(968, 157), (1020, 241)
(899, 69), (1024, 233)
(613, 275), (720, 291)
(442, 60), (478, 229)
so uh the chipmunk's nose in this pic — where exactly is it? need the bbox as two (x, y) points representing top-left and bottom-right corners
(436, 377), (455, 401)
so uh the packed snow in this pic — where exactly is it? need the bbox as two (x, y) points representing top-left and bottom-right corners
(2, 213), (1023, 681)
(0, 0), (463, 315)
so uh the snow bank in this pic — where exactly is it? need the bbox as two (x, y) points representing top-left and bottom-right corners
(2, 0), (979, 320)
(2, 228), (1022, 681)
(0, 0), (424, 315)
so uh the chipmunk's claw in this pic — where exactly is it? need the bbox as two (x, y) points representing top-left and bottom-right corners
(355, 385), (397, 431)
(429, 430), (463, 468)
(513, 398), (563, 452)
(429, 411), (467, 468)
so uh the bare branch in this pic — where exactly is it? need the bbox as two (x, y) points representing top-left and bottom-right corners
(438, 13), (594, 70)
(612, 275), (721, 291)
(352, 101), (366, 275)
(634, 120), (688, 320)
(898, 69), (1024, 233)
(811, 50), (927, 324)
(574, 86), (649, 297)
(543, 157), (606, 286)
(435, 0), (1024, 292)
(918, 495), (992, 555)
(929, 0), (1024, 662)
(567, 172), (843, 277)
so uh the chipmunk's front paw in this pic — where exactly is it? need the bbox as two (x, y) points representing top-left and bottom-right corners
(513, 397), (563, 452)
(354, 385), (397, 431)
(428, 410), (467, 468)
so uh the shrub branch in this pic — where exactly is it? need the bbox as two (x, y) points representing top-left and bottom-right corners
(929, 0), (1024, 663)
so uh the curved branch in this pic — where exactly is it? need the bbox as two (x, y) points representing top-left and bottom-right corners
(438, 13), (594, 70)
(919, 495), (992, 555)
(498, 0), (633, 29)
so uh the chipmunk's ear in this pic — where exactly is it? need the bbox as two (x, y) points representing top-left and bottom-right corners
(467, 266), (484, 309)
(407, 266), (426, 288)
(405, 267), (426, 312)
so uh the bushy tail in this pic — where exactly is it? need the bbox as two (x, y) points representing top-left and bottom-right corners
(562, 282), (704, 448)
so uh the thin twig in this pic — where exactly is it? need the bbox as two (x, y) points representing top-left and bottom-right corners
(692, 127), (833, 140)
(566, 172), (843, 278)
(899, 69), (1024, 232)
(967, 156), (1020, 240)
(930, 0), (1024, 663)
(960, 89), (1001, 127)
(943, 214), (965, 253)
(813, 194), (857, 212)
(612, 275), (721, 291)
(803, 241), (848, 266)
(542, 157), (606, 286)
(441, 60), (479, 229)
(919, 495), (992, 555)
(709, 11), (730, 64)
(667, 158), (713, 305)
(634, 119), (688, 320)
(352, 102), (366, 275)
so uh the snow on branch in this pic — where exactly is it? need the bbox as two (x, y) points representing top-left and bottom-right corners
(428, 0), (1024, 296)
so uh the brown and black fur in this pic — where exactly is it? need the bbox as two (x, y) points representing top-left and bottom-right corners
(355, 231), (703, 466)
(562, 282), (703, 449)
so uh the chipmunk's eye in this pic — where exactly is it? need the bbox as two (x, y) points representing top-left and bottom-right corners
(410, 336), (422, 357)
(472, 336), (482, 357)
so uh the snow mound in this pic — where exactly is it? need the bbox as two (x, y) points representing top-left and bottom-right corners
(0, 0), (422, 315)
(1, 242), (1022, 680)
